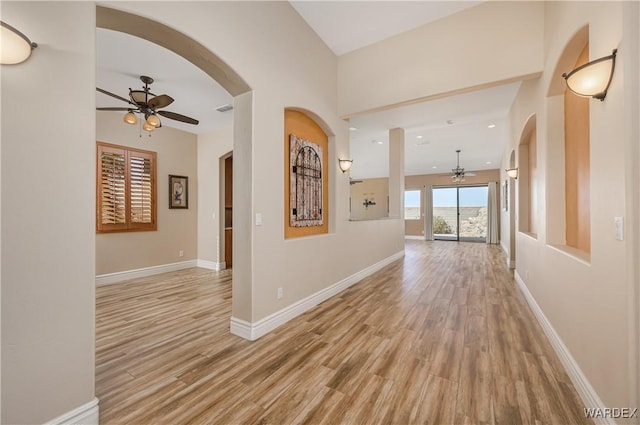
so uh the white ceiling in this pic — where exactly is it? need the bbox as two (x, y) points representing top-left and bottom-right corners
(349, 82), (520, 179)
(289, 0), (482, 56)
(96, 1), (519, 178)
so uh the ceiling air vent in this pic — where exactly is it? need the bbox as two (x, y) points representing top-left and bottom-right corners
(216, 104), (233, 113)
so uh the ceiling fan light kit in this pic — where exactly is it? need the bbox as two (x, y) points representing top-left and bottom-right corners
(145, 114), (161, 128)
(97, 75), (200, 134)
(451, 149), (465, 183)
(123, 111), (138, 125)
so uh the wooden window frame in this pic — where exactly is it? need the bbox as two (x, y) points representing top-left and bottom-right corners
(97, 141), (157, 233)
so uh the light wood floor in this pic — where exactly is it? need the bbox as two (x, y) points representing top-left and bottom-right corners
(96, 241), (590, 424)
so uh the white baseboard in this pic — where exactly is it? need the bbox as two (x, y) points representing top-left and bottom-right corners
(45, 397), (99, 425)
(404, 235), (425, 240)
(514, 272), (613, 425)
(229, 317), (253, 340)
(96, 260), (198, 285)
(500, 240), (508, 254)
(197, 259), (226, 271)
(230, 250), (405, 341)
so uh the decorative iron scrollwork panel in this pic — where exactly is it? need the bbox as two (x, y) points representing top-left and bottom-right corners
(289, 134), (323, 227)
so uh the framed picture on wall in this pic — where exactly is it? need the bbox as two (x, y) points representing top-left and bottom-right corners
(169, 175), (188, 209)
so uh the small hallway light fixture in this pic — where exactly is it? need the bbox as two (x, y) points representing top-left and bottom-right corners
(506, 168), (519, 179)
(562, 49), (617, 101)
(338, 158), (353, 173)
(1, 21), (38, 65)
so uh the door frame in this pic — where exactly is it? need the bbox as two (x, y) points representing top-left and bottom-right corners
(432, 184), (488, 242)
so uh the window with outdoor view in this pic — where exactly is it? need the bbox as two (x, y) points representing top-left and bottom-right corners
(404, 189), (421, 220)
(96, 142), (157, 233)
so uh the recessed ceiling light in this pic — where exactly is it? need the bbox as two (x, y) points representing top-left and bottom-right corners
(349, 127), (357, 131)
(485, 161), (492, 165)
(372, 140), (383, 145)
(488, 124), (496, 128)
(416, 135), (423, 139)
(432, 166), (438, 169)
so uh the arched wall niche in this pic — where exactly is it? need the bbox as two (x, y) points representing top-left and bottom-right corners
(518, 114), (538, 237)
(284, 108), (332, 239)
(509, 149), (516, 170)
(547, 25), (589, 98)
(285, 106), (336, 138)
(545, 24), (591, 257)
(284, 107), (337, 233)
(96, 5), (251, 96)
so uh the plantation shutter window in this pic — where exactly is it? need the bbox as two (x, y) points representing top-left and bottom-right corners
(97, 142), (157, 233)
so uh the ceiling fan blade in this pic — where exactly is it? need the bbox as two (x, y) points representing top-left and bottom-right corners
(158, 110), (199, 125)
(148, 94), (174, 109)
(96, 87), (134, 105)
(97, 107), (131, 111)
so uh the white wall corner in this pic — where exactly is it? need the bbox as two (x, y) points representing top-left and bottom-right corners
(229, 250), (405, 341)
(95, 260), (198, 286)
(514, 272), (614, 425)
(44, 397), (99, 425)
(197, 259), (226, 271)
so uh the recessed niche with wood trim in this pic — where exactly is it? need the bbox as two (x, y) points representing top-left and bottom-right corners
(517, 115), (538, 238)
(564, 43), (591, 253)
(284, 109), (329, 239)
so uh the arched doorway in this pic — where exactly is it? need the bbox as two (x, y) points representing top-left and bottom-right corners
(95, 4), (252, 311)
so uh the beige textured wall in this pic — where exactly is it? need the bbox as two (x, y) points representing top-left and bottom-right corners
(404, 170), (500, 236)
(95, 112), (198, 275)
(503, 1), (635, 408)
(1, 2), (96, 423)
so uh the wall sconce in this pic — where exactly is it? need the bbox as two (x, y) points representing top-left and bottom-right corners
(562, 49), (617, 101)
(506, 168), (519, 179)
(1, 21), (38, 65)
(338, 159), (353, 173)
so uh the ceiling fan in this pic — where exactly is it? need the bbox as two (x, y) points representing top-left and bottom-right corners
(96, 75), (199, 132)
(450, 149), (476, 182)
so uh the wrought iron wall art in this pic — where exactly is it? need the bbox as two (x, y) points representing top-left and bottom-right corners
(289, 134), (323, 227)
(363, 198), (376, 209)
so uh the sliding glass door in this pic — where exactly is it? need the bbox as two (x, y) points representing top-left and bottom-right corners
(432, 185), (488, 242)
(432, 187), (458, 240)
